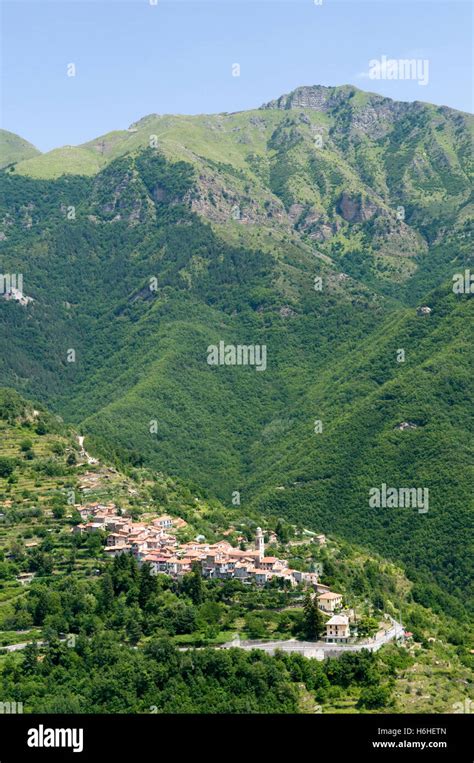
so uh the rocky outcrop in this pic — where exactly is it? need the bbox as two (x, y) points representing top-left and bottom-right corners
(371, 217), (428, 258)
(260, 85), (416, 140)
(184, 170), (288, 226)
(261, 85), (357, 113)
(337, 191), (378, 223)
(91, 167), (155, 226)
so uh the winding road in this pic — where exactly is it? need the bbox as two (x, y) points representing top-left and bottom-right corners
(220, 619), (405, 659)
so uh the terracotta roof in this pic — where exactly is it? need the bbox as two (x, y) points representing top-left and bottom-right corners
(319, 592), (342, 599)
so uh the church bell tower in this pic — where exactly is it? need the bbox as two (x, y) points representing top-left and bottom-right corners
(255, 526), (264, 563)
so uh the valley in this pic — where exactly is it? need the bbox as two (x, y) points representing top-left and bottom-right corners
(0, 83), (472, 715)
(0, 388), (471, 714)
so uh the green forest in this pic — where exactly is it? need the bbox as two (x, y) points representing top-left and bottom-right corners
(0, 84), (472, 714)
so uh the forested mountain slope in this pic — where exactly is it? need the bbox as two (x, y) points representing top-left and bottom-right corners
(0, 85), (472, 617)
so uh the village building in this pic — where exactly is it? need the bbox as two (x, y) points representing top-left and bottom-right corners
(318, 591), (343, 613)
(16, 572), (35, 585)
(103, 544), (132, 558)
(152, 515), (174, 529)
(325, 615), (350, 643)
(71, 504), (337, 593)
(255, 526), (265, 563)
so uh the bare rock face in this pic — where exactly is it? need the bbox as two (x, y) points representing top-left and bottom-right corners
(337, 191), (378, 223)
(308, 222), (339, 242)
(351, 102), (400, 139)
(371, 217), (428, 258)
(92, 168), (154, 226)
(185, 170), (288, 226)
(261, 85), (355, 113)
(288, 203), (306, 223)
(260, 85), (414, 141)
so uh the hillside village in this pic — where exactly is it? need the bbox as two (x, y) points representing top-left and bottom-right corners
(1, 399), (472, 715)
(73, 502), (352, 642)
(0, 400), (407, 652)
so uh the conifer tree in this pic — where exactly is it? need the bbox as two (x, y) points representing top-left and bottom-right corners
(303, 591), (323, 640)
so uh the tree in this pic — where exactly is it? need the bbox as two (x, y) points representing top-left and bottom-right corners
(198, 601), (222, 631)
(52, 504), (65, 519)
(357, 685), (391, 709)
(138, 562), (157, 608)
(302, 592), (324, 640)
(275, 519), (290, 543)
(99, 573), (115, 612)
(28, 550), (54, 576)
(166, 605), (196, 635)
(357, 616), (379, 639)
(22, 642), (39, 675)
(66, 548), (77, 573)
(245, 612), (266, 639)
(182, 562), (204, 605)
(126, 616), (142, 645)
(0, 457), (14, 478)
(86, 532), (103, 557)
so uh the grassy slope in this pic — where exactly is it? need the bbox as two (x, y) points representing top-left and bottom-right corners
(13, 147), (106, 178)
(0, 130), (40, 169)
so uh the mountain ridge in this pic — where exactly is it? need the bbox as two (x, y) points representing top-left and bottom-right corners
(2, 83), (472, 180)
(0, 84), (472, 621)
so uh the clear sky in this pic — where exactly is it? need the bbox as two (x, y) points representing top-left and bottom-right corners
(1, 0), (472, 152)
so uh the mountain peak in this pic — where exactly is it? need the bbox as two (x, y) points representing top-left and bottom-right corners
(259, 84), (369, 111)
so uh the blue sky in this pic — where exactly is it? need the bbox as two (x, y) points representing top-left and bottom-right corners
(1, 0), (472, 152)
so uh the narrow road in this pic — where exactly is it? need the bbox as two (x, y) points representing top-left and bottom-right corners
(77, 434), (98, 465)
(220, 618), (404, 659)
(1, 622), (404, 658)
(0, 640), (47, 653)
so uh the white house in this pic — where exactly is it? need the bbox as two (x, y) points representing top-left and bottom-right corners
(325, 615), (350, 643)
(153, 515), (173, 529)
